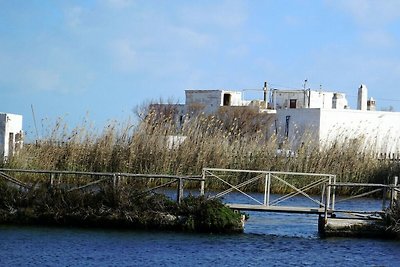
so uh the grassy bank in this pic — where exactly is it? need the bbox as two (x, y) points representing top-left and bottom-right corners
(5, 108), (400, 193)
(0, 180), (244, 233)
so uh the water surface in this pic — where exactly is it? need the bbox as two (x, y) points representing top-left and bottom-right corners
(1, 194), (399, 266)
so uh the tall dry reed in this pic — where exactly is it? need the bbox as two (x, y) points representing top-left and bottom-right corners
(5, 107), (400, 190)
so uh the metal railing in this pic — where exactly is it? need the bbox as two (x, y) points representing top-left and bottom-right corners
(326, 176), (399, 218)
(0, 168), (203, 204)
(201, 168), (399, 218)
(201, 168), (336, 215)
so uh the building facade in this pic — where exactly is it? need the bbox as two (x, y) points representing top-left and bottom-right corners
(275, 108), (400, 157)
(185, 90), (249, 114)
(271, 89), (348, 110)
(0, 113), (23, 160)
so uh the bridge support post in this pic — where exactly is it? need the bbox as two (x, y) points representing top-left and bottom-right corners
(331, 175), (336, 211)
(200, 169), (205, 196)
(391, 176), (398, 208)
(264, 172), (271, 206)
(177, 178), (184, 204)
(324, 176), (332, 220)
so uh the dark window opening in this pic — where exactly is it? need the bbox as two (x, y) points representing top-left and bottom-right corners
(285, 116), (290, 138)
(223, 94), (231, 106)
(289, 99), (297, 109)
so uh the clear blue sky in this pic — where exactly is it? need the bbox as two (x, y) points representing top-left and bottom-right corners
(1, 0), (400, 140)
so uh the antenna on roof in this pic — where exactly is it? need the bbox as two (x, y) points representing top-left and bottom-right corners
(303, 79), (308, 90)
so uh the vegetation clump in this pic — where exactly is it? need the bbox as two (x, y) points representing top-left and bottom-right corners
(384, 199), (400, 238)
(0, 181), (244, 233)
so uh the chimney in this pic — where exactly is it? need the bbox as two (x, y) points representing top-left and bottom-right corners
(357, 84), (368, 110)
(367, 97), (376, 111)
(263, 81), (268, 103)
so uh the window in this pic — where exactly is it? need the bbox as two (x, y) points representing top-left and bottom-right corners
(289, 99), (297, 109)
(285, 116), (290, 138)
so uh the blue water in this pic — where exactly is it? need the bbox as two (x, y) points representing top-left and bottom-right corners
(1, 193), (400, 266)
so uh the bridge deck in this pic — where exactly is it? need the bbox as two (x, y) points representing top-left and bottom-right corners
(227, 204), (332, 214)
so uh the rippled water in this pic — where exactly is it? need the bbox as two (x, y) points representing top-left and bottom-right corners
(1, 194), (400, 266)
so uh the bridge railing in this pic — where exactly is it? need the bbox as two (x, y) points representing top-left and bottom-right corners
(201, 168), (336, 214)
(0, 168), (203, 204)
(326, 176), (399, 218)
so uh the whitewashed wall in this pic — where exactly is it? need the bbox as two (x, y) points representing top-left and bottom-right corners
(274, 108), (321, 149)
(272, 90), (308, 109)
(185, 90), (222, 113)
(0, 113), (23, 159)
(222, 90), (243, 106)
(319, 109), (400, 156)
(185, 90), (245, 114)
(272, 90), (348, 110)
(275, 108), (400, 156)
(308, 91), (334, 109)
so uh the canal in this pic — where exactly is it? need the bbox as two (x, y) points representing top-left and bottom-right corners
(1, 194), (399, 266)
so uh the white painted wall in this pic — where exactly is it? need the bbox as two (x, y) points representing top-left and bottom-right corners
(272, 90), (308, 109)
(274, 108), (400, 156)
(185, 90), (246, 114)
(274, 108), (321, 149)
(271, 90), (348, 110)
(185, 90), (222, 113)
(0, 113), (23, 159)
(222, 90), (243, 106)
(319, 109), (400, 156)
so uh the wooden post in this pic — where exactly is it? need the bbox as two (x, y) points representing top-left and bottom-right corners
(177, 178), (184, 204)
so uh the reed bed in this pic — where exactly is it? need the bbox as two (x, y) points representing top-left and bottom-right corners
(4, 107), (400, 194)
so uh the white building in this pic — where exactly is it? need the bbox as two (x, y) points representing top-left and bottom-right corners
(275, 108), (400, 157)
(0, 113), (23, 160)
(185, 90), (249, 114)
(150, 89), (252, 125)
(151, 83), (400, 157)
(271, 89), (348, 110)
(274, 85), (400, 157)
